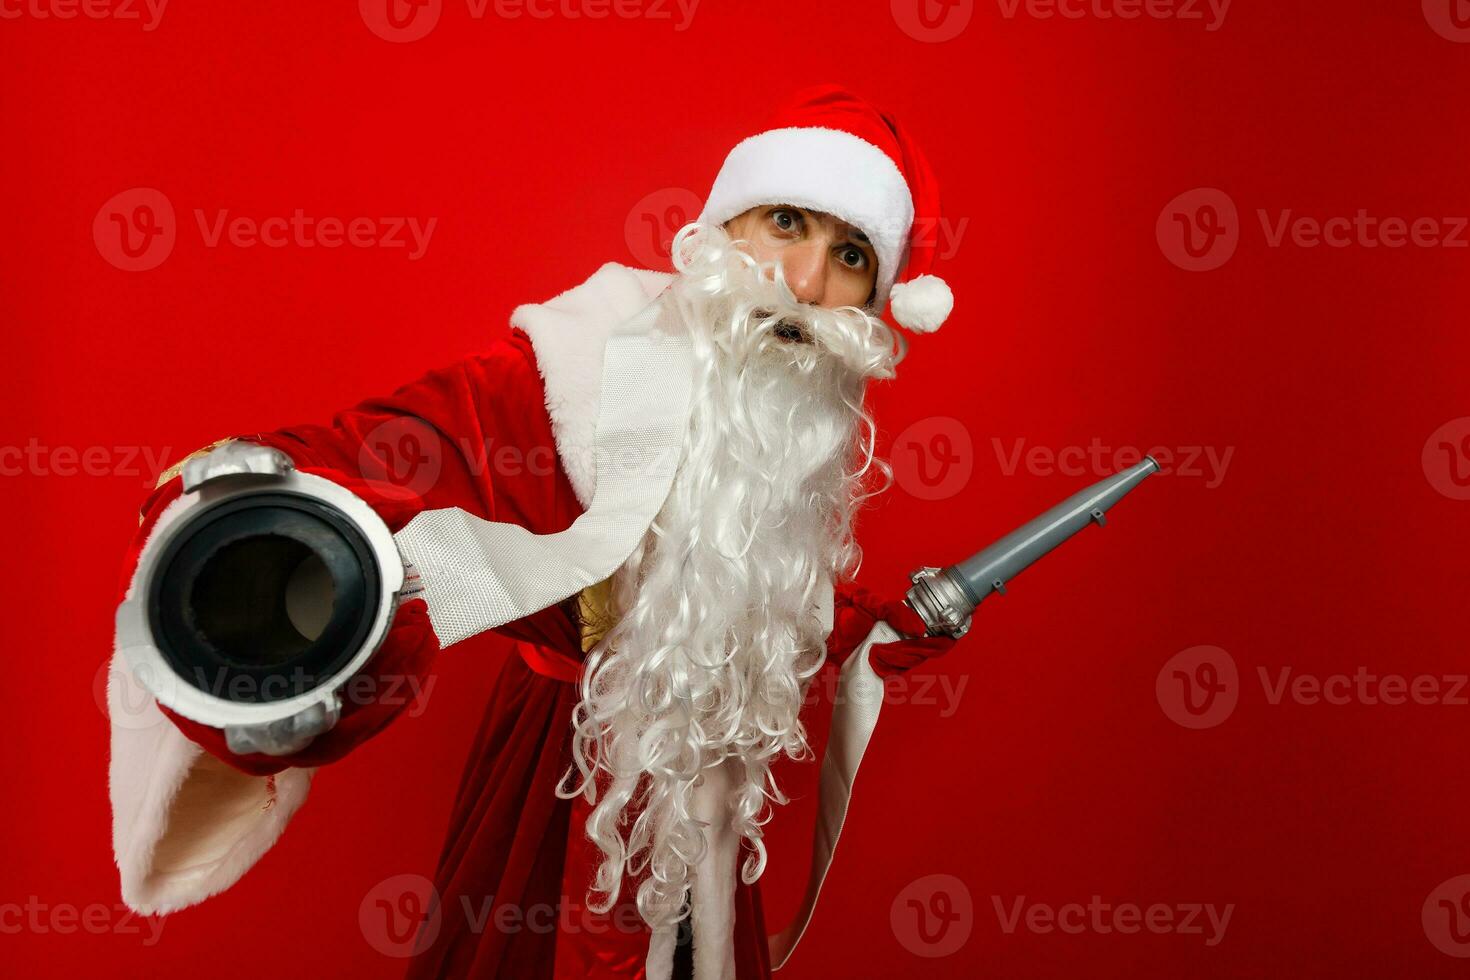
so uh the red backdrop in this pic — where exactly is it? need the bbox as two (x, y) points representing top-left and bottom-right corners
(5, 1), (1470, 976)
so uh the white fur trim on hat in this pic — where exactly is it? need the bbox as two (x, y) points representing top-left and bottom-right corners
(699, 126), (915, 311)
(889, 274), (953, 333)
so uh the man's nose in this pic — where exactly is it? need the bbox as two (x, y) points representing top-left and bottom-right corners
(782, 243), (828, 305)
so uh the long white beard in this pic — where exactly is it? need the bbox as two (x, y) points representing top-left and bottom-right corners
(560, 223), (904, 929)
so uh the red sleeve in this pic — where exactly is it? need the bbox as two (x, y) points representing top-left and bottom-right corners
(825, 579), (958, 678)
(247, 329), (583, 534)
(146, 329), (585, 774)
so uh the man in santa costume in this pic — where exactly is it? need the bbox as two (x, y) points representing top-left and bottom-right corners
(109, 84), (962, 979)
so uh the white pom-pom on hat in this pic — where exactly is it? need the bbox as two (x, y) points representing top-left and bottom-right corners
(889, 274), (953, 334)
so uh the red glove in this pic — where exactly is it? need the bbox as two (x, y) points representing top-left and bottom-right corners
(119, 446), (441, 777)
(828, 585), (959, 679)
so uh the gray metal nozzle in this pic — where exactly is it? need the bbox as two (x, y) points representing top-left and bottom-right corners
(905, 456), (1160, 638)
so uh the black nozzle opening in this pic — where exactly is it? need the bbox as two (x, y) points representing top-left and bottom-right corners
(148, 492), (380, 703)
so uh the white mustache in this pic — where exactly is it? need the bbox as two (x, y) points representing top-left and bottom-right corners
(671, 222), (903, 381)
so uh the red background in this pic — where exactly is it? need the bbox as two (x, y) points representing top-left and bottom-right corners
(5, 1), (1470, 976)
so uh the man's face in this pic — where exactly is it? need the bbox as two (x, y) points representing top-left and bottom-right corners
(723, 206), (878, 310)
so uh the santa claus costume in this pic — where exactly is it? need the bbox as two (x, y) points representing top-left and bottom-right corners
(108, 85), (959, 979)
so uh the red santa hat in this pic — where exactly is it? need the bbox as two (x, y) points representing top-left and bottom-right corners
(699, 84), (953, 334)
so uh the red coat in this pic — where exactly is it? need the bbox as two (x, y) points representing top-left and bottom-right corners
(107, 264), (953, 979)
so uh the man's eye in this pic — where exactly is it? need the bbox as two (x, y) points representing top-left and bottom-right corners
(770, 209), (800, 233)
(839, 246), (867, 269)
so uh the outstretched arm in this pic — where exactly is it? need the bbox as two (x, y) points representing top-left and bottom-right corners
(109, 330), (575, 914)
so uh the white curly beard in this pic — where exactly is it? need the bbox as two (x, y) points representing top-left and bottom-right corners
(560, 222), (904, 930)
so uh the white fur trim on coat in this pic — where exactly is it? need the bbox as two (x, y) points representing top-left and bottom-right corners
(108, 652), (314, 915)
(109, 491), (315, 915)
(699, 127), (914, 311)
(511, 263), (675, 508)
